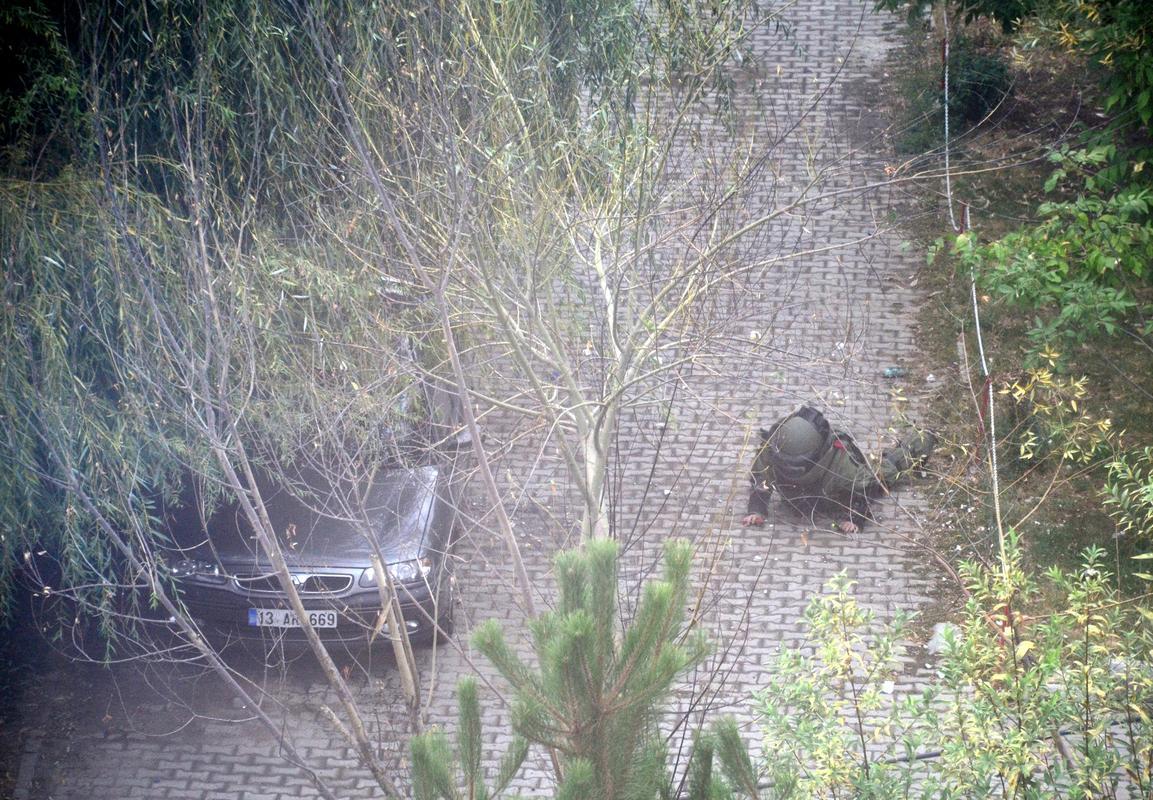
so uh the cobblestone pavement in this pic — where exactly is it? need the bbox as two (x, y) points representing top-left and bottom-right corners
(3, 3), (945, 797)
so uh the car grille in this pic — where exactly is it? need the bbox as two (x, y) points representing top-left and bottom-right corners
(232, 572), (353, 595)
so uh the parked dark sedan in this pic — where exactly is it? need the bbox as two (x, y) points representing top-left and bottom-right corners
(160, 458), (460, 649)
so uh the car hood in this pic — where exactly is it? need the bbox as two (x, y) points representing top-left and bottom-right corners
(164, 465), (442, 569)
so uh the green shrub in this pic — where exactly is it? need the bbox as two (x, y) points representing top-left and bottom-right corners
(1103, 446), (1153, 540)
(953, 147), (1153, 351)
(757, 573), (918, 798)
(758, 542), (1153, 798)
(998, 363), (1115, 465)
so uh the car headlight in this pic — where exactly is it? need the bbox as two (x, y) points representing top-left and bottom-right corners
(359, 557), (432, 587)
(167, 559), (225, 582)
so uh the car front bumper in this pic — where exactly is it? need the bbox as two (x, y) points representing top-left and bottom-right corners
(172, 574), (451, 647)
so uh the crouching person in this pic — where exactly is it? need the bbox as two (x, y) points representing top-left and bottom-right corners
(741, 405), (936, 534)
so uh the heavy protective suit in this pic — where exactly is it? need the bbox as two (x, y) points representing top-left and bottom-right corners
(745, 406), (935, 530)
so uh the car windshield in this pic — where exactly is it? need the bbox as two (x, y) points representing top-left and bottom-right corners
(162, 464), (439, 565)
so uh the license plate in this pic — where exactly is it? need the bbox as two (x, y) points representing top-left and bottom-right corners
(248, 608), (338, 628)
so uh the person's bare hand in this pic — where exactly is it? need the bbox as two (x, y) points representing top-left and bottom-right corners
(837, 519), (859, 535)
(742, 513), (765, 527)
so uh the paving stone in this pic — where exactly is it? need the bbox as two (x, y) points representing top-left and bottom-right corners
(2, 3), (944, 798)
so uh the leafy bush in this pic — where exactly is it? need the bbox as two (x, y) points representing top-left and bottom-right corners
(758, 542), (1153, 798)
(0, 5), (85, 175)
(1103, 446), (1153, 540)
(757, 573), (918, 798)
(1043, 0), (1153, 135)
(952, 149), (1153, 350)
(998, 362), (1115, 464)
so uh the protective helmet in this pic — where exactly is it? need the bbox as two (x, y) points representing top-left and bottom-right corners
(772, 415), (825, 457)
(768, 407), (831, 483)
